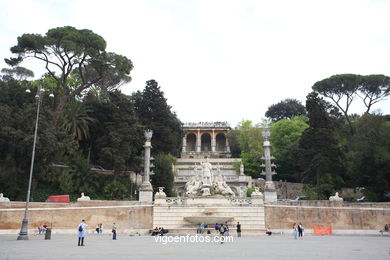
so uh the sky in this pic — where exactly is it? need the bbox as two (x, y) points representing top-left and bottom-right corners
(0, 0), (389, 126)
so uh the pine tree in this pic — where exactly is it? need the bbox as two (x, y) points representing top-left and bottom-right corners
(133, 80), (182, 156)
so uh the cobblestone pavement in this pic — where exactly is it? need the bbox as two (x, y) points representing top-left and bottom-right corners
(0, 233), (389, 260)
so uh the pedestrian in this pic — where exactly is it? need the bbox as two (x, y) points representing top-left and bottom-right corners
(112, 223), (117, 240)
(99, 223), (103, 234)
(200, 223), (205, 234)
(225, 222), (230, 236)
(266, 226), (272, 236)
(77, 220), (88, 246)
(95, 224), (100, 234)
(219, 223), (225, 244)
(293, 223), (298, 240)
(214, 223), (220, 235)
(298, 223), (304, 238)
(236, 222), (241, 237)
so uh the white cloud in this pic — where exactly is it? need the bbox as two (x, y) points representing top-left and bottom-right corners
(0, 0), (389, 126)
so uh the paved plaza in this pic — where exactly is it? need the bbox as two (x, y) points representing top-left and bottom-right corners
(0, 233), (389, 260)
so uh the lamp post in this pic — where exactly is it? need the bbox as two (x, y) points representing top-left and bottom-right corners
(17, 84), (47, 240)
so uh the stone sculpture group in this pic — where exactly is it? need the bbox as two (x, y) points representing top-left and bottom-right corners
(185, 159), (235, 197)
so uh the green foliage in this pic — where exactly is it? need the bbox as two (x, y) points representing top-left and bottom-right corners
(313, 74), (390, 133)
(293, 92), (344, 196)
(265, 98), (306, 122)
(301, 184), (320, 200)
(87, 90), (143, 173)
(246, 187), (256, 197)
(227, 129), (241, 158)
(345, 114), (390, 201)
(6, 26), (133, 114)
(60, 99), (94, 141)
(234, 120), (263, 178)
(270, 117), (308, 182)
(133, 80), (183, 156)
(103, 180), (128, 200)
(152, 153), (175, 197)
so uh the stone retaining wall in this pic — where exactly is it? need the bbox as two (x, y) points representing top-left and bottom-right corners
(1, 200), (389, 234)
(0, 201), (153, 234)
(264, 201), (390, 230)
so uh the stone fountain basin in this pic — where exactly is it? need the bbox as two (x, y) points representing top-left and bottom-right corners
(184, 216), (233, 224)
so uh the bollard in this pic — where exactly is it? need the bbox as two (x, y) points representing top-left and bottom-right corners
(45, 228), (52, 240)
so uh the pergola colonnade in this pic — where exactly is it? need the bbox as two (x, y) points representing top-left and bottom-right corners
(182, 130), (230, 153)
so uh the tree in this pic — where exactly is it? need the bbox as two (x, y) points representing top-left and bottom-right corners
(293, 92), (344, 198)
(313, 74), (390, 133)
(312, 74), (359, 133)
(133, 80), (182, 156)
(0, 78), (79, 200)
(151, 153), (175, 196)
(345, 114), (390, 201)
(87, 90), (143, 174)
(358, 74), (390, 113)
(5, 26), (133, 116)
(234, 120), (264, 178)
(60, 99), (94, 141)
(270, 116), (309, 181)
(265, 98), (306, 122)
(1, 66), (34, 81)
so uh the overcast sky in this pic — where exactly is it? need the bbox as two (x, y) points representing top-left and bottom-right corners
(1, 0), (389, 126)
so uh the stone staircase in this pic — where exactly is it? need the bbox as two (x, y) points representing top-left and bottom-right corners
(153, 197), (265, 234)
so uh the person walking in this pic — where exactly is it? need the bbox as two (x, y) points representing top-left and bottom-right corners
(112, 223), (117, 240)
(219, 223), (226, 244)
(236, 222), (241, 237)
(293, 223), (298, 240)
(214, 223), (220, 235)
(298, 223), (304, 238)
(77, 220), (88, 246)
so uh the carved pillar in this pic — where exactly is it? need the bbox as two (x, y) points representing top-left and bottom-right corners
(225, 135), (230, 152)
(139, 130), (153, 203)
(182, 134), (187, 153)
(211, 129), (216, 152)
(196, 129), (201, 152)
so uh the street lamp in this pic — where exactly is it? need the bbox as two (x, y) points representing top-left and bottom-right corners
(17, 84), (47, 240)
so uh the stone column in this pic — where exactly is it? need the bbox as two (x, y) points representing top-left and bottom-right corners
(261, 124), (277, 202)
(225, 136), (230, 153)
(182, 134), (187, 153)
(211, 129), (216, 152)
(196, 129), (201, 153)
(139, 130), (153, 203)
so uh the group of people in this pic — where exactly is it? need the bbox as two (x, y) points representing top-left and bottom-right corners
(380, 224), (389, 235)
(37, 224), (48, 234)
(197, 223), (209, 234)
(293, 223), (304, 239)
(77, 220), (118, 246)
(151, 227), (168, 236)
(95, 223), (104, 234)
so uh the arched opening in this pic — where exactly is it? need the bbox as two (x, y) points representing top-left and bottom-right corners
(201, 133), (211, 152)
(216, 133), (226, 151)
(186, 133), (196, 152)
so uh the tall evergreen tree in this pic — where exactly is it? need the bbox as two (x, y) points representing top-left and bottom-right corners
(151, 153), (175, 196)
(86, 90), (143, 174)
(133, 80), (182, 156)
(293, 92), (344, 198)
(345, 114), (390, 201)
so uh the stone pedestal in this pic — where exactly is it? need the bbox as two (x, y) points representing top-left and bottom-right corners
(264, 181), (277, 202)
(139, 181), (153, 203)
(251, 187), (264, 205)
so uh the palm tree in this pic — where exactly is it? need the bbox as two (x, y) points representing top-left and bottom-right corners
(60, 100), (94, 141)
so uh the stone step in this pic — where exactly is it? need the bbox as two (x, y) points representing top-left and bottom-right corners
(161, 228), (267, 234)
